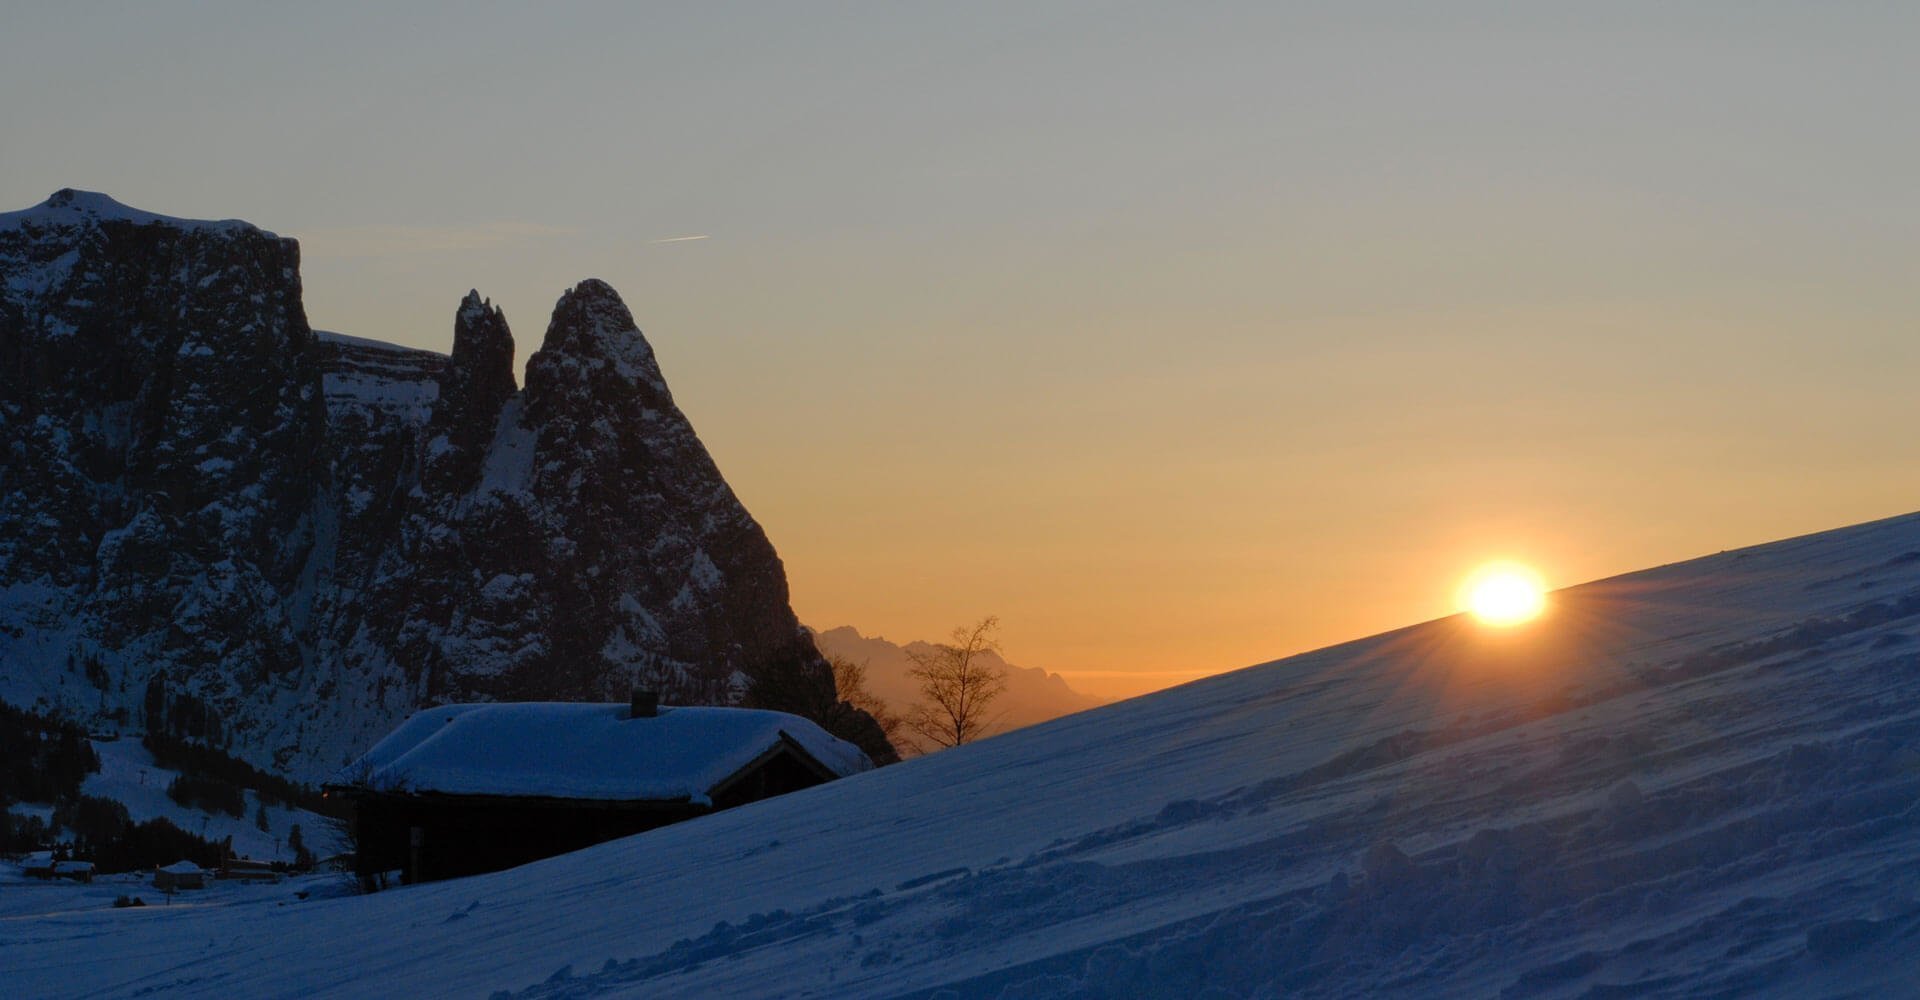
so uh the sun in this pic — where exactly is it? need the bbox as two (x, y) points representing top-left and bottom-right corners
(1460, 562), (1548, 627)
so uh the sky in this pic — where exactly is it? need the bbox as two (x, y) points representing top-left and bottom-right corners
(4, 2), (1916, 699)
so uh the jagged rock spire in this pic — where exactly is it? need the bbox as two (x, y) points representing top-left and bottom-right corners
(423, 291), (517, 493)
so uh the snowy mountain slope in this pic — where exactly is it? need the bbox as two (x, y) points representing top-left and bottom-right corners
(3, 736), (337, 869)
(8, 511), (1920, 997)
(76, 740), (335, 863)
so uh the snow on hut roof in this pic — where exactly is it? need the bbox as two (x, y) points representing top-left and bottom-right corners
(52, 861), (94, 873)
(339, 703), (872, 805)
(158, 861), (205, 875)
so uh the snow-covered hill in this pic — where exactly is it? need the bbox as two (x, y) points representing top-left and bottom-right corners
(8, 512), (1920, 997)
(2, 736), (337, 868)
(77, 740), (335, 863)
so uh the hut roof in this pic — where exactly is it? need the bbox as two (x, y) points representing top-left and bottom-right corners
(335, 703), (871, 805)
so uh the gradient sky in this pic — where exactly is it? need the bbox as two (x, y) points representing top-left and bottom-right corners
(5, 3), (1915, 698)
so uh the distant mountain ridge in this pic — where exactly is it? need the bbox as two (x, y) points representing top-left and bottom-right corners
(0, 189), (888, 779)
(810, 625), (1106, 734)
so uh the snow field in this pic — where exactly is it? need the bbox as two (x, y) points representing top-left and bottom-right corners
(7, 513), (1920, 997)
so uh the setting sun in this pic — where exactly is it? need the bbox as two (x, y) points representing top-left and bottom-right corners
(1461, 563), (1548, 627)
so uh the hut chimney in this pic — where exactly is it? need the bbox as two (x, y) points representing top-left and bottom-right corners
(629, 689), (659, 719)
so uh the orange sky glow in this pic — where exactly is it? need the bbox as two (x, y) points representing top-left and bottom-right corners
(8, 6), (1914, 702)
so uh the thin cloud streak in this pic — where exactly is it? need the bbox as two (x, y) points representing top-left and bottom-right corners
(648, 234), (711, 244)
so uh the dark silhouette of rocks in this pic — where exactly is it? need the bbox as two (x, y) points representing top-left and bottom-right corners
(0, 190), (892, 777)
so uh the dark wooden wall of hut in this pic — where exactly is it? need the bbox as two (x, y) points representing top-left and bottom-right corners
(348, 745), (838, 885)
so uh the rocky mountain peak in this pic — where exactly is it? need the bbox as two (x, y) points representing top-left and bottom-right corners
(0, 192), (895, 777)
(43, 187), (134, 217)
(456, 287), (492, 320)
(449, 290), (514, 379)
(1, 188), (266, 236)
(526, 279), (670, 400)
(548, 278), (634, 342)
(422, 290), (517, 492)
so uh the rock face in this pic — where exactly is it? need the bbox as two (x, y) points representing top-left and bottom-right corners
(0, 190), (889, 778)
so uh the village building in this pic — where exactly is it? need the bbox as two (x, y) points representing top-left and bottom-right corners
(218, 857), (280, 882)
(326, 694), (872, 886)
(51, 860), (94, 883)
(21, 852), (55, 880)
(154, 861), (207, 891)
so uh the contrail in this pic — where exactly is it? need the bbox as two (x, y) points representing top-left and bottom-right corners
(648, 234), (711, 244)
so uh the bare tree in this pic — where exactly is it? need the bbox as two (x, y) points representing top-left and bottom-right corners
(321, 760), (381, 892)
(828, 654), (904, 747)
(904, 617), (1008, 752)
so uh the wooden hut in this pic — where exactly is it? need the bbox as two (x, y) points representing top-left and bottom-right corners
(52, 860), (94, 883)
(154, 861), (207, 891)
(325, 695), (871, 886)
(218, 857), (280, 882)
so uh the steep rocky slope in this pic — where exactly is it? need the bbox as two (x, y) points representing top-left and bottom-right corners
(0, 190), (885, 778)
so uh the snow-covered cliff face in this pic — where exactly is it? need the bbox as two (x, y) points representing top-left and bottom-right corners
(0, 190), (882, 779)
